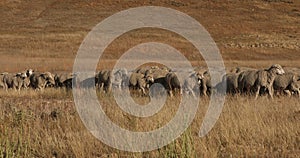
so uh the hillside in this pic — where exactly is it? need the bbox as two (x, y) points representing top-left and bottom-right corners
(0, 0), (299, 71)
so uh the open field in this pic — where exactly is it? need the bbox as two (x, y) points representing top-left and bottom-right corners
(0, 90), (299, 157)
(1, 0), (300, 157)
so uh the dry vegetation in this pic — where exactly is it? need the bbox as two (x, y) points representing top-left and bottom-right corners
(0, 90), (299, 157)
(0, 0), (299, 71)
(1, 0), (300, 157)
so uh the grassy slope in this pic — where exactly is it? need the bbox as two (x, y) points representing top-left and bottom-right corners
(0, 0), (299, 71)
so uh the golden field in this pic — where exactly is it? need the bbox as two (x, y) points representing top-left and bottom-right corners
(0, 0), (300, 157)
(0, 90), (299, 157)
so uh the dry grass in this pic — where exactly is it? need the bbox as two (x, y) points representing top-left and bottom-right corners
(0, 0), (299, 72)
(0, 89), (299, 157)
(1, 0), (300, 157)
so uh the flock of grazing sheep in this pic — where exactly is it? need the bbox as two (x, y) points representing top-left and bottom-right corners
(0, 64), (300, 99)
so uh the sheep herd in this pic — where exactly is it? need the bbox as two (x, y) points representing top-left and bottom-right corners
(1, 64), (300, 99)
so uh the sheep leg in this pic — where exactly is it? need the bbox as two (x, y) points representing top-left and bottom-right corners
(255, 85), (261, 100)
(12, 84), (17, 91)
(267, 86), (274, 99)
(284, 90), (291, 97)
(297, 90), (300, 98)
(190, 90), (195, 98)
(290, 84), (300, 98)
(291, 87), (300, 98)
(107, 83), (112, 93)
(99, 83), (104, 91)
(168, 89), (173, 97)
(167, 80), (172, 97)
(239, 83), (244, 94)
(141, 87), (146, 96)
(202, 85), (207, 96)
(17, 86), (21, 94)
(17, 83), (21, 93)
(4, 83), (8, 92)
(118, 82), (122, 90)
(187, 87), (195, 97)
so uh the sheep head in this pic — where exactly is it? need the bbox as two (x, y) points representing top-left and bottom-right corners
(270, 64), (285, 75)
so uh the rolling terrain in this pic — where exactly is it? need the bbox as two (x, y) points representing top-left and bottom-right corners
(0, 0), (299, 71)
(0, 0), (300, 157)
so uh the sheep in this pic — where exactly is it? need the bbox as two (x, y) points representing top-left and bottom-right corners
(129, 72), (154, 95)
(221, 73), (239, 94)
(111, 68), (128, 90)
(238, 64), (285, 99)
(165, 72), (181, 97)
(198, 71), (212, 96)
(135, 65), (166, 75)
(145, 68), (169, 80)
(45, 73), (57, 88)
(220, 67), (252, 95)
(1, 69), (33, 90)
(79, 76), (98, 89)
(273, 72), (300, 97)
(134, 66), (169, 95)
(182, 72), (202, 97)
(144, 67), (169, 88)
(160, 66), (171, 73)
(97, 70), (112, 93)
(21, 69), (34, 89)
(66, 72), (96, 90)
(2, 73), (15, 91)
(226, 67), (257, 94)
(148, 76), (169, 97)
(2, 72), (27, 91)
(22, 76), (31, 89)
(62, 78), (73, 90)
(25, 69), (34, 77)
(54, 72), (74, 88)
(193, 68), (213, 96)
(0, 73), (7, 90)
(29, 72), (55, 90)
(135, 66), (154, 75)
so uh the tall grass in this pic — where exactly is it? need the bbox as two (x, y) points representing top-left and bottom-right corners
(0, 89), (299, 157)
